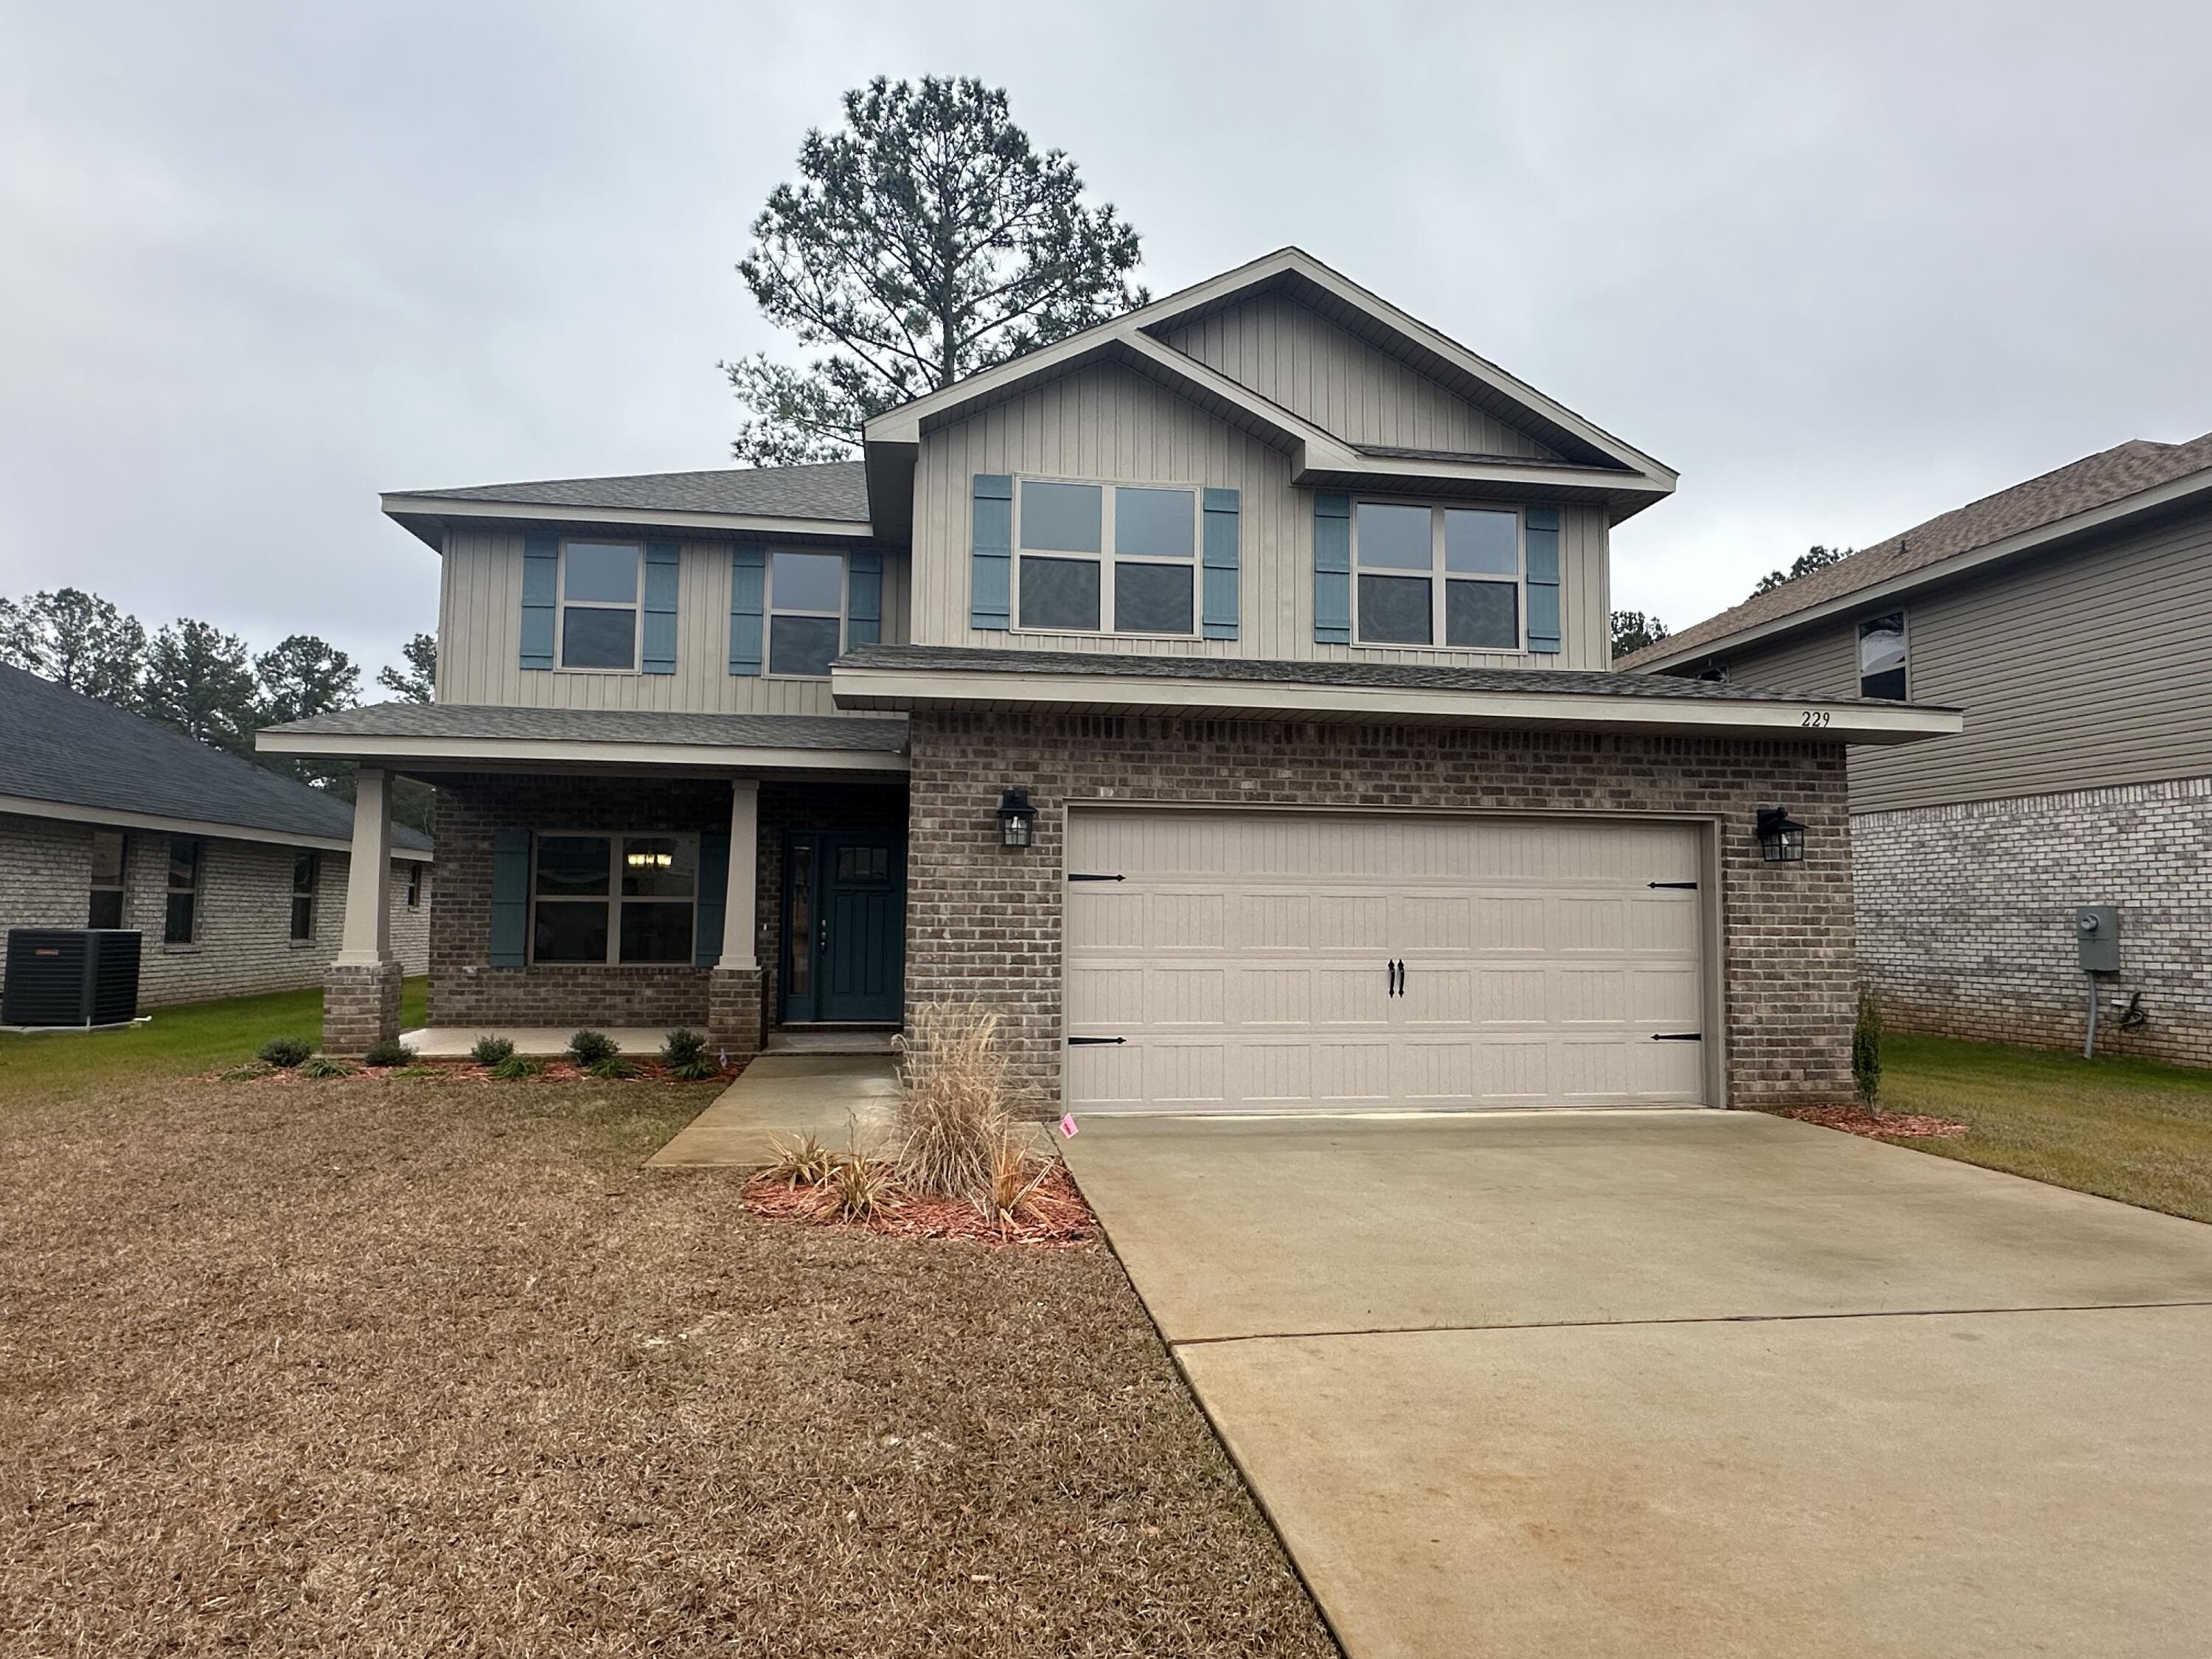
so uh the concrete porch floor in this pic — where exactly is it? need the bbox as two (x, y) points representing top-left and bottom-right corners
(400, 1026), (681, 1060)
(647, 1053), (903, 1167)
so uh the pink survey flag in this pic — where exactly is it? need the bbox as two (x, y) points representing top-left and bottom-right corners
(1058, 1113), (1079, 1139)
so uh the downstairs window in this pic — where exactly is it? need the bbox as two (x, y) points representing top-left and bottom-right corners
(532, 835), (698, 964)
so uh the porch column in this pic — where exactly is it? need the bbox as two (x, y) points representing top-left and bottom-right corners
(324, 766), (403, 1057)
(717, 779), (759, 970)
(707, 778), (763, 1062)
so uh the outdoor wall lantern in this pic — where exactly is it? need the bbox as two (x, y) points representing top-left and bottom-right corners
(997, 788), (1035, 849)
(1756, 807), (1808, 863)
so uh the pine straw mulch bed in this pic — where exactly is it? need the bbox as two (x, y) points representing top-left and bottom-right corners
(1781, 1105), (1971, 1140)
(742, 1161), (1099, 1248)
(0, 1077), (1334, 1659)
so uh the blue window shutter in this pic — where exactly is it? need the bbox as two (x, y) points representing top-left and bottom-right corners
(1526, 506), (1562, 653)
(641, 541), (680, 673)
(728, 544), (765, 675)
(694, 831), (730, 968)
(490, 828), (529, 967)
(1313, 493), (1352, 644)
(520, 535), (557, 670)
(846, 549), (882, 647)
(970, 474), (1012, 630)
(1201, 488), (1240, 640)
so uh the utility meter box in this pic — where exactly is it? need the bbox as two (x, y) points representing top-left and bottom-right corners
(2075, 905), (2121, 973)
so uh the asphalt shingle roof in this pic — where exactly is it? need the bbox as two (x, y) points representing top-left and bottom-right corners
(268, 703), (909, 752)
(0, 665), (433, 851)
(394, 461), (870, 524)
(1617, 432), (2212, 669)
(836, 644), (1935, 706)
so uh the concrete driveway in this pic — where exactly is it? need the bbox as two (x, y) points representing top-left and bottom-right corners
(1062, 1109), (2212, 1659)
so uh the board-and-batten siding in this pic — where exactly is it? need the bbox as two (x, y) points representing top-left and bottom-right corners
(1158, 290), (1562, 462)
(435, 529), (908, 714)
(1711, 506), (2212, 813)
(908, 359), (1611, 669)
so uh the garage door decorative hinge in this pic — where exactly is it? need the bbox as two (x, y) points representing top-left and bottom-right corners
(1648, 880), (1699, 890)
(1652, 1032), (1703, 1042)
(1068, 872), (1125, 882)
(1068, 1035), (1127, 1046)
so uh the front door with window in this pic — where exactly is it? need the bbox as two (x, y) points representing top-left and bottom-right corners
(781, 831), (905, 1023)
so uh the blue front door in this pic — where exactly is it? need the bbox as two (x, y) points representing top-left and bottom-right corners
(781, 831), (905, 1023)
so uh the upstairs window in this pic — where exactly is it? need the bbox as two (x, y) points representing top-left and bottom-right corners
(532, 834), (697, 964)
(1858, 612), (1907, 700)
(1016, 480), (1197, 636)
(1355, 502), (1522, 649)
(88, 830), (127, 929)
(559, 541), (641, 670)
(165, 838), (201, 945)
(291, 852), (319, 942)
(768, 550), (845, 676)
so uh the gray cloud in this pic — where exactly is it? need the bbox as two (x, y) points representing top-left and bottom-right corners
(4, 0), (2208, 673)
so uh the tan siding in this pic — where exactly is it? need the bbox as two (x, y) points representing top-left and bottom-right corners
(1714, 507), (2212, 811)
(436, 528), (911, 714)
(909, 360), (1610, 669)
(1158, 291), (1562, 460)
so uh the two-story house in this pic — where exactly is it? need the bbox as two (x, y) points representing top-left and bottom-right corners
(1618, 433), (2212, 1067)
(262, 249), (1957, 1108)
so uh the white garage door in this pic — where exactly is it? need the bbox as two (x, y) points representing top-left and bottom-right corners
(1064, 809), (1708, 1113)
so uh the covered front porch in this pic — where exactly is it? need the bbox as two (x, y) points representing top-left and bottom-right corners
(255, 706), (911, 1058)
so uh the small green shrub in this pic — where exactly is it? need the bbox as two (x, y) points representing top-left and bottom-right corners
(1851, 987), (1884, 1111)
(567, 1029), (619, 1066)
(257, 1037), (313, 1069)
(363, 1035), (414, 1068)
(587, 1055), (640, 1079)
(470, 1034), (516, 1066)
(490, 1054), (538, 1081)
(661, 1028), (717, 1080)
(299, 1056), (355, 1079)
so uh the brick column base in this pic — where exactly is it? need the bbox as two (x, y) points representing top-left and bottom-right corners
(706, 967), (764, 1062)
(325, 960), (404, 1058)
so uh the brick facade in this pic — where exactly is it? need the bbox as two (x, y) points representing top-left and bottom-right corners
(324, 959), (405, 1057)
(1854, 776), (2212, 1065)
(422, 773), (905, 1048)
(0, 811), (429, 1009)
(904, 712), (1857, 1115)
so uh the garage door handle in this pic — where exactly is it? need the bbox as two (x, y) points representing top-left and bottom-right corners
(1652, 1032), (1703, 1042)
(1068, 872), (1125, 883)
(1068, 1035), (1126, 1046)
(1649, 880), (1699, 890)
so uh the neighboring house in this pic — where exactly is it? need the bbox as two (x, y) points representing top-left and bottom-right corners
(262, 248), (1956, 1106)
(1618, 432), (2212, 1065)
(0, 664), (433, 1009)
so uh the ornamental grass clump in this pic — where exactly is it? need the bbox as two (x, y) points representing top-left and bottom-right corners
(894, 1001), (1045, 1220)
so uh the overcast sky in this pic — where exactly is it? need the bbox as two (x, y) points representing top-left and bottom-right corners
(4, 1), (2208, 682)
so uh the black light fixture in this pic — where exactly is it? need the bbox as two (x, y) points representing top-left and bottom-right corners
(1756, 806), (1808, 863)
(997, 787), (1035, 849)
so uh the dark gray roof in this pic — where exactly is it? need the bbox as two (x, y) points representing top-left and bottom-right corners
(1618, 431), (2212, 669)
(393, 461), (870, 524)
(268, 702), (909, 752)
(837, 644), (1938, 707)
(0, 665), (433, 851)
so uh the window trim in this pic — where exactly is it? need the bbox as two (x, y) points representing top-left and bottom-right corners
(527, 832), (700, 967)
(290, 850), (319, 943)
(88, 830), (128, 930)
(164, 836), (203, 946)
(1857, 610), (1910, 700)
(1010, 474), (1203, 641)
(555, 539), (644, 674)
(1352, 499), (1528, 653)
(763, 548), (849, 680)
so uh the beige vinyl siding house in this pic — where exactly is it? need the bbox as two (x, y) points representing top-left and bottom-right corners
(270, 247), (1958, 1110)
(1620, 433), (2212, 1065)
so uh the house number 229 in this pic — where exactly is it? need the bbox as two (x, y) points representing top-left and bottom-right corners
(1799, 709), (1832, 728)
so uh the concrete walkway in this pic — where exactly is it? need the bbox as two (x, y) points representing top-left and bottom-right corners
(1065, 1109), (2212, 1659)
(646, 1053), (902, 1168)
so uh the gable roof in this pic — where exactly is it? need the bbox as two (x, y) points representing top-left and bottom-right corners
(0, 664), (432, 854)
(861, 247), (1677, 541)
(381, 462), (871, 548)
(1619, 432), (2212, 672)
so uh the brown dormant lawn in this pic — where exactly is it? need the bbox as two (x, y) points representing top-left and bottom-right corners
(0, 1075), (1335, 1658)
